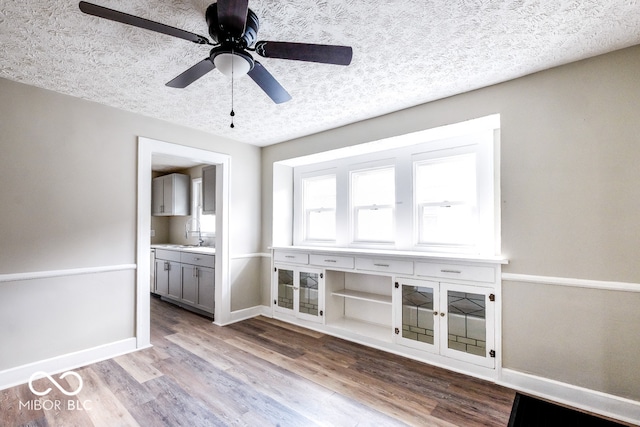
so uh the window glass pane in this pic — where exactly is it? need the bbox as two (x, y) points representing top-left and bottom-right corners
(302, 175), (336, 241)
(415, 154), (477, 246)
(304, 175), (336, 209)
(355, 206), (394, 241)
(307, 210), (335, 240)
(352, 167), (395, 206)
(415, 154), (476, 203)
(352, 167), (395, 242)
(420, 204), (476, 245)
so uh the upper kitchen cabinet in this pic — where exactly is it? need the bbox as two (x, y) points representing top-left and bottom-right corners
(201, 165), (216, 215)
(152, 173), (190, 216)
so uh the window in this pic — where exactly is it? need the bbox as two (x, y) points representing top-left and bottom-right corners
(415, 154), (477, 247)
(288, 116), (498, 255)
(302, 174), (336, 241)
(192, 178), (215, 235)
(351, 167), (395, 242)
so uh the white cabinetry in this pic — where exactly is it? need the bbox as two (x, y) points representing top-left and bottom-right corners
(271, 247), (505, 380)
(394, 277), (495, 368)
(152, 173), (190, 216)
(273, 264), (324, 323)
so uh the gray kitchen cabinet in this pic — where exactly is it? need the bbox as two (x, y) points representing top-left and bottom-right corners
(201, 165), (216, 215)
(152, 173), (190, 216)
(154, 248), (215, 317)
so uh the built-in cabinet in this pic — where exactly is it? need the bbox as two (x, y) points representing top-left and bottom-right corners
(154, 248), (215, 317)
(152, 173), (190, 216)
(272, 247), (505, 379)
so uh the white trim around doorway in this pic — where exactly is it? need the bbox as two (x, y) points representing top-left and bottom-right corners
(137, 137), (231, 348)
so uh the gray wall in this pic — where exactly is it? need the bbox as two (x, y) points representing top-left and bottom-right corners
(261, 45), (640, 401)
(0, 78), (263, 370)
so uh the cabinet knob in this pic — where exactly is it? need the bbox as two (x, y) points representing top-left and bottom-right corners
(440, 312), (446, 317)
(433, 311), (438, 316)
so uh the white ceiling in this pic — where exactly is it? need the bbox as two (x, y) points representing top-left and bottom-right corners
(2, 1), (640, 147)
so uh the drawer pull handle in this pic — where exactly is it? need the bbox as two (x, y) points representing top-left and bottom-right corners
(374, 263), (390, 267)
(285, 255), (295, 259)
(324, 259), (337, 263)
(441, 269), (462, 274)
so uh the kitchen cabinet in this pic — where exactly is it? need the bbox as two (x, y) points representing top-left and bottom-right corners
(201, 165), (216, 215)
(154, 249), (181, 298)
(154, 248), (215, 317)
(152, 173), (190, 216)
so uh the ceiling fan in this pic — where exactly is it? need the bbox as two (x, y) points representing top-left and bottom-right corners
(78, 1), (353, 105)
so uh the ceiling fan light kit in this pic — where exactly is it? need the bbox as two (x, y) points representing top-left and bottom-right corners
(78, 0), (353, 107)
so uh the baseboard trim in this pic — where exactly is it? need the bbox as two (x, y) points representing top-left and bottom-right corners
(499, 368), (640, 425)
(0, 338), (138, 391)
(221, 305), (271, 326)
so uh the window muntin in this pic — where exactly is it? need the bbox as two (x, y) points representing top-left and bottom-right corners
(415, 154), (477, 247)
(302, 174), (336, 241)
(351, 166), (395, 243)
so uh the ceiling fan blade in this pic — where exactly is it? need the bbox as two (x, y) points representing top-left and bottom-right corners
(79, 1), (211, 45)
(247, 62), (292, 104)
(216, 0), (249, 39)
(255, 41), (353, 65)
(166, 59), (216, 88)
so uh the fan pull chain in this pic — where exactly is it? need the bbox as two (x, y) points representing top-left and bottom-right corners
(230, 48), (235, 129)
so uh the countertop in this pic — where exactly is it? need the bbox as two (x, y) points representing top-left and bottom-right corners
(151, 244), (216, 255)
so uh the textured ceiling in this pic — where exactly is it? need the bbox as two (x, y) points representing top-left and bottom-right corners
(2, 1), (640, 146)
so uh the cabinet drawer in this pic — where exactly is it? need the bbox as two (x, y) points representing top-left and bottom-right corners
(155, 249), (181, 262)
(181, 252), (215, 268)
(415, 262), (495, 283)
(355, 257), (413, 275)
(309, 254), (354, 269)
(273, 251), (309, 265)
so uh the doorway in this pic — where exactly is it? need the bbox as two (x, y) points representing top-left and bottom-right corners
(136, 137), (230, 349)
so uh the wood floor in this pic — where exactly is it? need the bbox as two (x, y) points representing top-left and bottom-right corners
(2, 296), (516, 426)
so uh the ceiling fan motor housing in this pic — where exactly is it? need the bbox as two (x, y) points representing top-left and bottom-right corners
(206, 3), (259, 48)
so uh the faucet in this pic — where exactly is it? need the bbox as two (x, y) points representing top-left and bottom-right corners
(184, 218), (204, 246)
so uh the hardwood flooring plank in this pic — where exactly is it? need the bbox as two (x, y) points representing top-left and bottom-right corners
(113, 351), (164, 384)
(75, 367), (140, 427)
(1, 297), (517, 427)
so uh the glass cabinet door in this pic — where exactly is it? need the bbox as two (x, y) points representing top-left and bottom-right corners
(297, 271), (319, 317)
(395, 278), (440, 353)
(275, 268), (295, 314)
(273, 266), (324, 323)
(440, 283), (495, 368)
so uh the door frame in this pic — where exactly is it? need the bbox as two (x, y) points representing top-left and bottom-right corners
(136, 137), (231, 348)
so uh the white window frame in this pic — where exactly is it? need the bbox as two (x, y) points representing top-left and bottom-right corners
(291, 126), (498, 256)
(294, 168), (338, 245)
(349, 162), (396, 245)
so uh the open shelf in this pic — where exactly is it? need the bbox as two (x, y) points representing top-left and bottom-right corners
(327, 317), (393, 343)
(331, 289), (392, 305)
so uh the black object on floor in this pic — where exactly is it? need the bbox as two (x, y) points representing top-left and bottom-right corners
(508, 392), (628, 427)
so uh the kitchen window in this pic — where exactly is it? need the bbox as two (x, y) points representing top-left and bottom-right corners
(192, 178), (215, 235)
